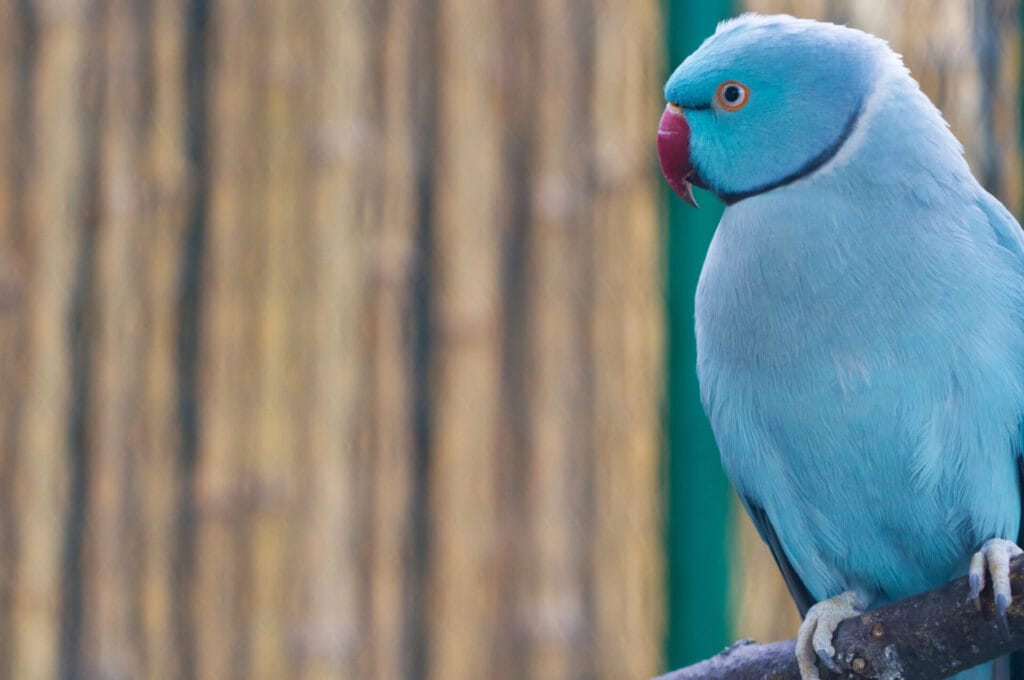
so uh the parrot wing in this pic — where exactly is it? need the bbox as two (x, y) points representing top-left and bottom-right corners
(742, 495), (815, 617)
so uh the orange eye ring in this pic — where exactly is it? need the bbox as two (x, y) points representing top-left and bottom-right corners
(716, 81), (750, 111)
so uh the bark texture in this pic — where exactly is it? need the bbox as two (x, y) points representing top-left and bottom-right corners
(660, 555), (1024, 680)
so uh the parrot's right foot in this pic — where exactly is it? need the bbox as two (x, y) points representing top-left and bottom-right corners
(796, 590), (862, 680)
(968, 537), (1023, 633)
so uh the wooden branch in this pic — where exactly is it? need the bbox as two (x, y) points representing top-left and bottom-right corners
(657, 555), (1024, 680)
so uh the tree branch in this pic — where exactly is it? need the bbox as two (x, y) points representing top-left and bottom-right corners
(657, 555), (1024, 679)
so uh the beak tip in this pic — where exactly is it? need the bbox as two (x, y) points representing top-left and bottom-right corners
(674, 179), (699, 208)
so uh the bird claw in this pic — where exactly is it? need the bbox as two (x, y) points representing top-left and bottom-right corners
(796, 591), (861, 680)
(816, 648), (839, 674)
(998, 593), (1011, 635)
(969, 571), (983, 610)
(967, 538), (1022, 635)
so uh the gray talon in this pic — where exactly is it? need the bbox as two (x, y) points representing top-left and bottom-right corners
(816, 648), (839, 673)
(997, 593), (1010, 635)
(969, 572), (981, 600)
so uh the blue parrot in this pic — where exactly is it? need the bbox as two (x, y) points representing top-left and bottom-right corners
(658, 14), (1024, 680)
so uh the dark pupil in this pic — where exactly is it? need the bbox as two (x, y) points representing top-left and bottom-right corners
(724, 85), (741, 103)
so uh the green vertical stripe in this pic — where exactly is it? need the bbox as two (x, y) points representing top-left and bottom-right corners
(662, 1), (735, 671)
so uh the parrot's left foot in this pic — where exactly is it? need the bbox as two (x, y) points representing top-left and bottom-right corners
(968, 537), (1023, 632)
(796, 590), (862, 680)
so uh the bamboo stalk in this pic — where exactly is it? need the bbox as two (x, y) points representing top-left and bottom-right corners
(590, 0), (666, 676)
(526, 1), (593, 677)
(193, 2), (259, 676)
(429, 0), (505, 676)
(291, 1), (370, 677)
(366, 0), (419, 676)
(9, 2), (93, 675)
(134, 0), (189, 671)
(246, 1), (303, 676)
(81, 1), (147, 675)
(0, 2), (23, 675)
(11, 1), (90, 677)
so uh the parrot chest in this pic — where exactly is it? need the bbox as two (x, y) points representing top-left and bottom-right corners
(694, 198), (1024, 605)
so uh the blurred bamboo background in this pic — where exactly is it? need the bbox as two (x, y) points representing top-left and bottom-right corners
(0, 0), (665, 678)
(0, 1), (1020, 679)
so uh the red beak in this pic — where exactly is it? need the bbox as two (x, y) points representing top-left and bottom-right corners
(658, 104), (699, 207)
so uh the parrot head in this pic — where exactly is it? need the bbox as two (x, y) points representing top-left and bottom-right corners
(658, 14), (888, 207)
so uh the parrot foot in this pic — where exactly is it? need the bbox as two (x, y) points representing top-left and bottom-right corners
(968, 537), (1023, 633)
(796, 590), (862, 680)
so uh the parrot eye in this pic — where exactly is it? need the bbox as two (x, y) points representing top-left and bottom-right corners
(716, 81), (749, 111)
